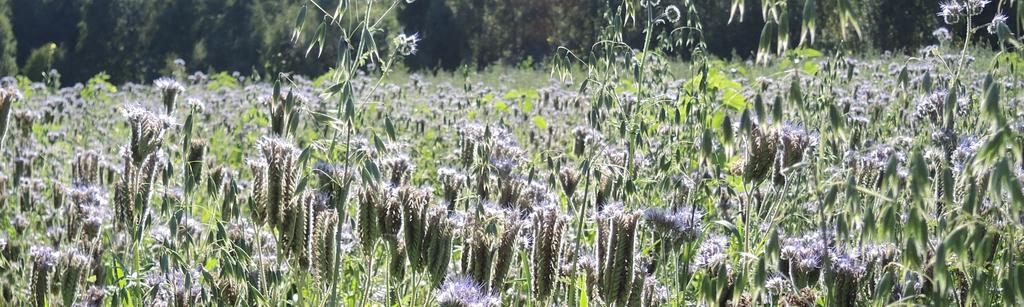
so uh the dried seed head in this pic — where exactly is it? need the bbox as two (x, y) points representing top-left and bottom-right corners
(357, 184), (384, 253)
(186, 138), (209, 187)
(138, 150), (164, 198)
(490, 216), (521, 292)
(379, 187), (403, 240)
(247, 158), (269, 225)
(59, 246), (91, 305)
(516, 180), (550, 214)
(774, 123), (813, 185)
(572, 126), (603, 156)
(743, 124), (779, 183)
(531, 205), (566, 299)
(114, 147), (165, 232)
(436, 275), (498, 307)
(460, 138), (476, 168)
(13, 151), (36, 183)
(437, 167), (466, 206)
(424, 206), (454, 287)
(466, 227), (495, 286)
(595, 175), (613, 212)
(154, 77), (185, 114)
(67, 185), (108, 240)
(11, 109), (37, 136)
(597, 204), (640, 306)
(284, 191), (319, 268)
(383, 154), (414, 186)
(312, 208), (339, 281)
(559, 165), (581, 197)
(398, 185), (430, 271)
(497, 177), (525, 209)
(388, 239), (407, 283)
(72, 150), (102, 186)
(210, 165), (236, 196)
(125, 105), (172, 164)
(258, 137), (300, 228)
(626, 269), (645, 307)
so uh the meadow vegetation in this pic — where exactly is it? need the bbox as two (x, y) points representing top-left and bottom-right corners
(1, 0), (1024, 306)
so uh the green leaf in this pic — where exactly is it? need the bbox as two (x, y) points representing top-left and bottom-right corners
(494, 101), (509, 112)
(297, 146), (313, 166)
(800, 61), (819, 75)
(910, 151), (930, 201)
(363, 160), (380, 182)
(385, 116), (397, 141)
(983, 79), (1004, 125)
(532, 116), (548, 129)
(897, 66), (909, 87)
(578, 275), (589, 307)
(373, 134), (387, 153)
(723, 90), (748, 110)
(875, 270), (895, 301)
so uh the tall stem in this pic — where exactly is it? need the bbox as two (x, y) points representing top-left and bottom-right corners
(568, 156), (594, 306)
(359, 241), (378, 307)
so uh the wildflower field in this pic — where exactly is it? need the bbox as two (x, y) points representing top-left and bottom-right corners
(2, 0), (1024, 306)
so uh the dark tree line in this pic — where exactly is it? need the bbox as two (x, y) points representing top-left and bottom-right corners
(0, 0), (332, 84)
(0, 0), (1015, 84)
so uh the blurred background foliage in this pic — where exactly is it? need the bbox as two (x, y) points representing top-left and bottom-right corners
(0, 0), (1017, 84)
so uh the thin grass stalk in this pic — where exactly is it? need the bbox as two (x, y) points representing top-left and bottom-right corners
(360, 241), (379, 307)
(328, 120), (353, 305)
(568, 155), (594, 306)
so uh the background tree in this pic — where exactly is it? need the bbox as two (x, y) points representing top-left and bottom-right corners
(0, 0), (16, 76)
(0, 0), (1016, 83)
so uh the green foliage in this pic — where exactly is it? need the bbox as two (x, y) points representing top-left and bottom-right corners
(0, 0), (15, 76)
(80, 72), (116, 102)
(206, 71), (240, 91)
(20, 42), (55, 80)
(0, 0), (1018, 82)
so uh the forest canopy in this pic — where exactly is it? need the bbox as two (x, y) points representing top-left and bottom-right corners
(0, 0), (1017, 84)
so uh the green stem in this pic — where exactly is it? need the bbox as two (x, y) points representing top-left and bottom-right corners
(359, 241), (378, 307)
(568, 155), (594, 306)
